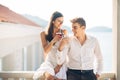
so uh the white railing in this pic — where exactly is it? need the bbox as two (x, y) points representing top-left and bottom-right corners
(0, 71), (115, 80)
(98, 73), (116, 80)
(0, 71), (34, 80)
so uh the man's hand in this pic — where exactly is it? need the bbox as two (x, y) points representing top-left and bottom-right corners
(58, 37), (69, 51)
(54, 65), (62, 74)
(96, 73), (100, 78)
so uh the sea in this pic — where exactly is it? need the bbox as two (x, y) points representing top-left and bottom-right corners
(87, 32), (113, 72)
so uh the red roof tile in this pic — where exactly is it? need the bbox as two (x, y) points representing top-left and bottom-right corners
(0, 4), (40, 27)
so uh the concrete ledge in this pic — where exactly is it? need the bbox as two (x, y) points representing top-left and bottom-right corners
(0, 71), (116, 80)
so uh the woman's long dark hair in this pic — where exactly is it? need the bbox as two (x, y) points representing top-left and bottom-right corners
(45, 11), (63, 42)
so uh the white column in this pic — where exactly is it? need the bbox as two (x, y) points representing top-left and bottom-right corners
(113, 0), (120, 80)
(26, 44), (34, 71)
(2, 49), (23, 71)
(0, 58), (2, 71)
(34, 41), (44, 70)
(25, 41), (44, 71)
(117, 0), (120, 79)
(23, 47), (27, 71)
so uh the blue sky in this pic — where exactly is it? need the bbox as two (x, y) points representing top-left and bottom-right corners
(0, 0), (112, 29)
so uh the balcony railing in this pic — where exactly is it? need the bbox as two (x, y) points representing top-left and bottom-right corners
(0, 71), (115, 80)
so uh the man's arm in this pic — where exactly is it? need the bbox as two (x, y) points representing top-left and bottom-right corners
(94, 39), (103, 78)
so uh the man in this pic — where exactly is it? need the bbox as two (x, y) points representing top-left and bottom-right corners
(57, 17), (103, 80)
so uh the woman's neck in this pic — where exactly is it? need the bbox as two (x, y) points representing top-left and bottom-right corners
(52, 27), (60, 37)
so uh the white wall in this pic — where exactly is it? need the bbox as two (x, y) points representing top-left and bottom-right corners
(0, 22), (44, 71)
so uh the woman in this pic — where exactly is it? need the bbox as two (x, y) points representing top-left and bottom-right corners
(33, 11), (67, 80)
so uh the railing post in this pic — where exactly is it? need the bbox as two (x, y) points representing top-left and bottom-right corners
(0, 58), (2, 71)
(2, 78), (8, 80)
(14, 78), (19, 80)
(26, 78), (33, 80)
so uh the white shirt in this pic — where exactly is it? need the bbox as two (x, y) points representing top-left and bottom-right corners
(57, 35), (103, 74)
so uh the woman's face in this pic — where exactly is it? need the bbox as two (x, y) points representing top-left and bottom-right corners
(53, 17), (64, 29)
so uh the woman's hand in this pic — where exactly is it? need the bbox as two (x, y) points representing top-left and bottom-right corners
(52, 33), (63, 44)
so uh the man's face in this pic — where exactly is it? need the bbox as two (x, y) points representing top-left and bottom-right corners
(72, 22), (84, 37)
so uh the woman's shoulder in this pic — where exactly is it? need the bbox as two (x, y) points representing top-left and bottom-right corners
(40, 31), (46, 36)
(40, 31), (46, 39)
(41, 31), (45, 35)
